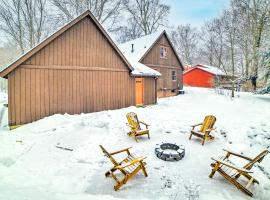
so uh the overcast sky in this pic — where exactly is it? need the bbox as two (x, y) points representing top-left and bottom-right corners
(166, 0), (230, 28)
(0, 0), (230, 46)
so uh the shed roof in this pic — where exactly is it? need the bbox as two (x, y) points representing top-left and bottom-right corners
(118, 30), (184, 70)
(184, 64), (226, 76)
(128, 57), (161, 77)
(0, 10), (133, 78)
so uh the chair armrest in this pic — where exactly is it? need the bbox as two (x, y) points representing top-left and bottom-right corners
(110, 147), (132, 155)
(205, 128), (216, 132)
(223, 149), (253, 161)
(116, 156), (146, 169)
(211, 157), (253, 173)
(126, 123), (134, 129)
(139, 121), (149, 128)
(191, 123), (202, 127)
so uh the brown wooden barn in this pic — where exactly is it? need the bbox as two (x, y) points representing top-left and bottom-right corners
(0, 10), (159, 127)
(119, 31), (184, 97)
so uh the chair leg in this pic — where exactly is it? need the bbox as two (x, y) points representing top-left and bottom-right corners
(202, 137), (205, 145)
(134, 136), (138, 142)
(105, 168), (117, 177)
(148, 133), (150, 139)
(127, 132), (131, 136)
(189, 132), (193, 140)
(215, 167), (254, 197)
(114, 177), (126, 191)
(209, 163), (220, 178)
(140, 162), (148, 177)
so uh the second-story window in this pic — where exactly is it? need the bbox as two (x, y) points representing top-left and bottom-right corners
(160, 46), (167, 59)
(172, 70), (176, 81)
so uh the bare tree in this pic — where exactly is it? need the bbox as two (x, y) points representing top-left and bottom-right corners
(123, 0), (170, 35)
(236, 0), (270, 76)
(234, 2), (253, 77)
(0, 0), (24, 53)
(198, 27), (216, 66)
(51, 0), (123, 29)
(0, 0), (50, 53)
(115, 18), (143, 43)
(198, 0), (270, 92)
(170, 24), (198, 65)
(199, 19), (228, 70)
(262, 49), (270, 84)
(222, 7), (239, 97)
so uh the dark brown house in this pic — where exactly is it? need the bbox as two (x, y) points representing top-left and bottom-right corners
(0, 10), (159, 126)
(119, 31), (184, 97)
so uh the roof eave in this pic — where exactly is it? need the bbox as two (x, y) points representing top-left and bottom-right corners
(131, 74), (161, 77)
(184, 67), (226, 76)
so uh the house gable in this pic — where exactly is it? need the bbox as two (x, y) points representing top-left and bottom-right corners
(22, 17), (129, 71)
(0, 10), (132, 78)
(140, 33), (183, 70)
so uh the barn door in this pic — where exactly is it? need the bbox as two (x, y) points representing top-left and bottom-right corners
(135, 78), (144, 105)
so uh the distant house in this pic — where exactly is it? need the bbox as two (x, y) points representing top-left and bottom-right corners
(0, 10), (160, 127)
(183, 64), (227, 88)
(119, 31), (184, 98)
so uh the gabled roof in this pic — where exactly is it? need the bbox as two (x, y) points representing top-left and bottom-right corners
(0, 10), (133, 78)
(118, 31), (163, 62)
(118, 30), (184, 70)
(184, 64), (226, 76)
(128, 57), (161, 77)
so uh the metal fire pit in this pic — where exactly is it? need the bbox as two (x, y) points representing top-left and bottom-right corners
(155, 143), (185, 161)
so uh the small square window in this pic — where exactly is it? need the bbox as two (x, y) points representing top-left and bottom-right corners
(160, 46), (167, 59)
(172, 70), (176, 81)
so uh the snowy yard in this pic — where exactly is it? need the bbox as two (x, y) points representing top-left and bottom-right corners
(0, 87), (270, 200)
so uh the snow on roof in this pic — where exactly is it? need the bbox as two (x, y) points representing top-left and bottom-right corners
(198, 64), (226, 76)
(118, 31), (163, 77)
(128, 57), (161, 77)
(118, 30), (163, 62)
(185, 64), (226, 76)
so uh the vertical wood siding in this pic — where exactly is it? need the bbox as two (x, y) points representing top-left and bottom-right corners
(143, 77), (157, 105)
(8, 68), (135, 125)
(23, 17), (128, 70)
(141, 34), (183, 94)
(8, 16), (135, 126)
(141, 35), (180, 67)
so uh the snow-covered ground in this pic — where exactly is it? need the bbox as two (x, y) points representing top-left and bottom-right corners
(0, 87), (269, 200)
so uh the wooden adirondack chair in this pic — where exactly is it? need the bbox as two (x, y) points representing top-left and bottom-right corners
(189, 115), (216, 145)
(99, 145), (148, 191)
(126, 112), (150, 142)
(209, 149), (269, 197)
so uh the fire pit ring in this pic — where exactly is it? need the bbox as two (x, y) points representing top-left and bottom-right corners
(155, 143), (185, 161)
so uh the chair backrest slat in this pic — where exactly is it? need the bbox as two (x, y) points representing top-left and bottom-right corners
(126, 112), (141, 131)
(200, 115), (216, 133)
(99, 145), (119, 166)
(244, 150), (269, 170)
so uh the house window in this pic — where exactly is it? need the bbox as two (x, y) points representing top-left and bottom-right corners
(160, 46), (167, 59)
(172, 70), (176, 81)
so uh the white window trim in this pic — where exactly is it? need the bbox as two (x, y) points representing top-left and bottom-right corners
(172, 70), (177, 81)
(160, 46), (168, 59)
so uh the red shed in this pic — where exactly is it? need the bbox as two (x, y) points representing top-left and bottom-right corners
(183, 64), (226, 88)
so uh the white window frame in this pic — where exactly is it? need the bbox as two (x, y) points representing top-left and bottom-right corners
(160, 46), (168, 59)
(172, 70), (177, 81)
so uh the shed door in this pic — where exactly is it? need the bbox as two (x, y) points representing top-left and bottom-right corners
(135, 78), (144, 105)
